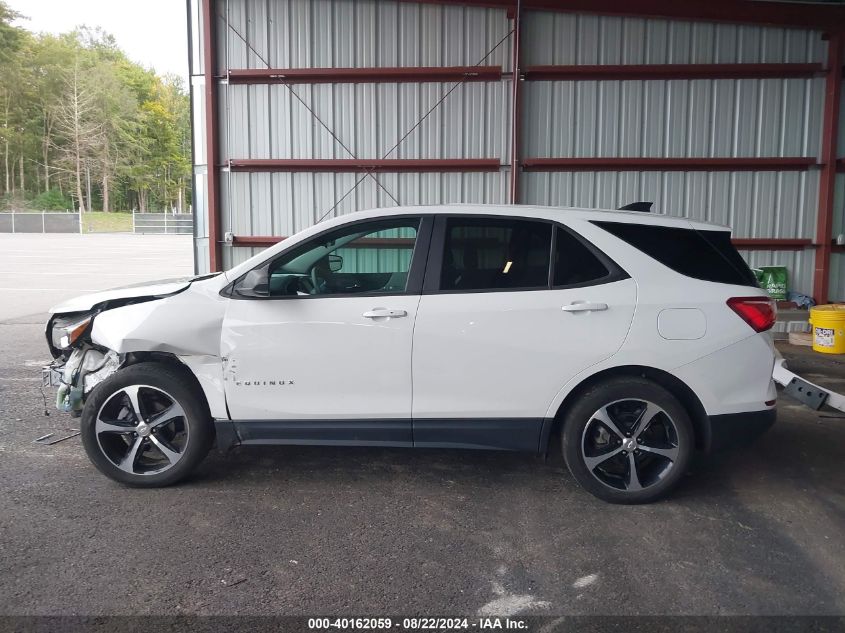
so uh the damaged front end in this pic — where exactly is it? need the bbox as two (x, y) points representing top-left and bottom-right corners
(43, 345), (122, 416)
(41, 280), (200, 416)
(43, 311), (124, 416)
(42, 272), (229, 420)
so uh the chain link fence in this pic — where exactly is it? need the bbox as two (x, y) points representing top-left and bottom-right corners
(0, 211), (81, 233)
(132, 212), (193, 234)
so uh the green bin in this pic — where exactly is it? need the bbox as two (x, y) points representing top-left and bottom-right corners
(754, 265), (788, 300)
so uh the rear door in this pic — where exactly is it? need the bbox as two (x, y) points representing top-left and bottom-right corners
(411, 215), (637, 450)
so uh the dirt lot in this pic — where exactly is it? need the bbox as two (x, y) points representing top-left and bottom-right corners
(0, 234), (844, 616)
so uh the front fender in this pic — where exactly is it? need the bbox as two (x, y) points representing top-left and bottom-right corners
(90, 283), (227, 356)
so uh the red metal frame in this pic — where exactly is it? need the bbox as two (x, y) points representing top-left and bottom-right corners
(231, 235), (817, 251)
(813, 32), (844, 305)
(201, 0), (222, 272)
(521, 157), (817, 172)
(231, 236), (281, 246)
(509, 2), (523, 203)
(398, 0), (845, 30)
(524, 63), (825, 82)
(231, 236), (415, 248)
(732, 239), (814, 252)
(227, 66), (503, 85)
(228, 158), (502, 173)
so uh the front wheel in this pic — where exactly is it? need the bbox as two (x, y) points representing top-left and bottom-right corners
(80, 362), (213, 487)
(561, 377), (694, 504)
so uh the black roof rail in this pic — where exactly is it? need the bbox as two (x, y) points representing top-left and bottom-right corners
(618, 202), (653, 212)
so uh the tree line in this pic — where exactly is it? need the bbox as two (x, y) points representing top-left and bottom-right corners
(0, 2), (191, 213)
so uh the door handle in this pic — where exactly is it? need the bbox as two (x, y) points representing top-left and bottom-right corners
(363, 308), (408, 319)
(561, 302), (608, 313)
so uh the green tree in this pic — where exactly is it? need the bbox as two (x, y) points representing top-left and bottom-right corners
(0, 11), (192, 212)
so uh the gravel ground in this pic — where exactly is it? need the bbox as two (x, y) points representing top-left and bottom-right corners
(0, 235), (844, 616)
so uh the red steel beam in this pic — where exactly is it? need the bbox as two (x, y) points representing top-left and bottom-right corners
(231, 236), (282, 246)
(228, 158), (502, 173)
(732, 238), (814, 251)
(814, 33), (844, 305)
(231, 235), (818, 251)
(227, 66), (503, 85)
(509, 1), (523, 203)
(397, 0), (845, 30)
(201, 0), (222, 272)
(524, 63), (825, 82)
(231, 236), (416, 248)
(521, 157), (817, 172)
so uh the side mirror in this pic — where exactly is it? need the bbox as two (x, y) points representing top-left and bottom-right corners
(328, 254), (343, 273)
(235, 264), (270, 297)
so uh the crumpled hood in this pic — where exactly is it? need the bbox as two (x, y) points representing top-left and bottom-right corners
(48, 274), (221, 314)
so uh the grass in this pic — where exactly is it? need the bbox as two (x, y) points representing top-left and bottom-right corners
(81, 211), (134, 233)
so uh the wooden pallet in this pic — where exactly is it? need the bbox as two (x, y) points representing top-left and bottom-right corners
(788, 331), (813, 347)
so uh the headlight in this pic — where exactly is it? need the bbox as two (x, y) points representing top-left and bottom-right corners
(50, 314), (93, 350)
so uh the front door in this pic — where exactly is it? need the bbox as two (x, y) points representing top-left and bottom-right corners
(221, 216), (429, 445)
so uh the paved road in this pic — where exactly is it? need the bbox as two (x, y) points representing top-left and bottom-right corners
(0, 235), (844, 616)
(0, 233), (193, 321)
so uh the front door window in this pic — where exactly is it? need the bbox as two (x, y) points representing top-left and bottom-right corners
(265, 219), (420, 297)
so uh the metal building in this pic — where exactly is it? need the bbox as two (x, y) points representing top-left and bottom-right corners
(187, 0), (845, 302)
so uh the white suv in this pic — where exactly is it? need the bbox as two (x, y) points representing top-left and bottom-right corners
(44, 205), (777, 503)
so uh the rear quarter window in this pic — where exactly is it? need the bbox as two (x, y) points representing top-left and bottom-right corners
(592, 221), (759, 287)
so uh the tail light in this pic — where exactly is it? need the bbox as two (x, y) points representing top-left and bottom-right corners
(726, 296), (777, 332)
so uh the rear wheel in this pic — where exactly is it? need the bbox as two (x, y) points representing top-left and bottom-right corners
(561, 377), (694, 504)
(81, 362), (213, 487)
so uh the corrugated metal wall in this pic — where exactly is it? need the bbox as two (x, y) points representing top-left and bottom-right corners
(833, 95), (845, 301)
(189, 0), (842, 299)
(520, 12), (827, 296)
(202, 0), (513, 268)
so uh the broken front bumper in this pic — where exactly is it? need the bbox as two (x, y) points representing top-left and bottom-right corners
(42, 365), (63, 388)
(42, 347), (122, 416)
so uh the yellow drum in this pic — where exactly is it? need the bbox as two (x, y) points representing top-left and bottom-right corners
(809, 304), (845, 354)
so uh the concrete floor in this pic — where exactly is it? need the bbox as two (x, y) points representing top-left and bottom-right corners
(0, 234), (844, 616)
(0, 233), (193, 321)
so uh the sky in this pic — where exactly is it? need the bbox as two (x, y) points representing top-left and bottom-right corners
(9, 0), (189, 80)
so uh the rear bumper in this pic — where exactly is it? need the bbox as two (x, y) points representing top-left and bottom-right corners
(705, 408), (776, 453)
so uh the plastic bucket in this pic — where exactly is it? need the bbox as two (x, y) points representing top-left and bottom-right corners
(809, 304), (845, 354)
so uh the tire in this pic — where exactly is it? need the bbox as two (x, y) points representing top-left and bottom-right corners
(80, 362), (213, 487)
(561, 376), (694, 504)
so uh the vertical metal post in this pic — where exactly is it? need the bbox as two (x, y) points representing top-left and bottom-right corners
(202, 0), (223, 271)
(509, 0), (523, 204)
(79, 210), (83, 234)
(42, 210), (45, 233)
(813, 31), (843, 305)
(11, 209), (14, 234)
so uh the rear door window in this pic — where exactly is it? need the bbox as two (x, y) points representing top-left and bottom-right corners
(553, 227), (612, 287)
(592, 221), (758, 287)
(439, 218), (552, 291)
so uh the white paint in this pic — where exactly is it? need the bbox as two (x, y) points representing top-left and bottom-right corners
(477, 581), (551, 617)
(50, 279), (195, 314)
(572, 573), (599, 589)
(222, 294), (422, 420)
(412, 280), (637, 418)
(657, 308), (707, 340)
